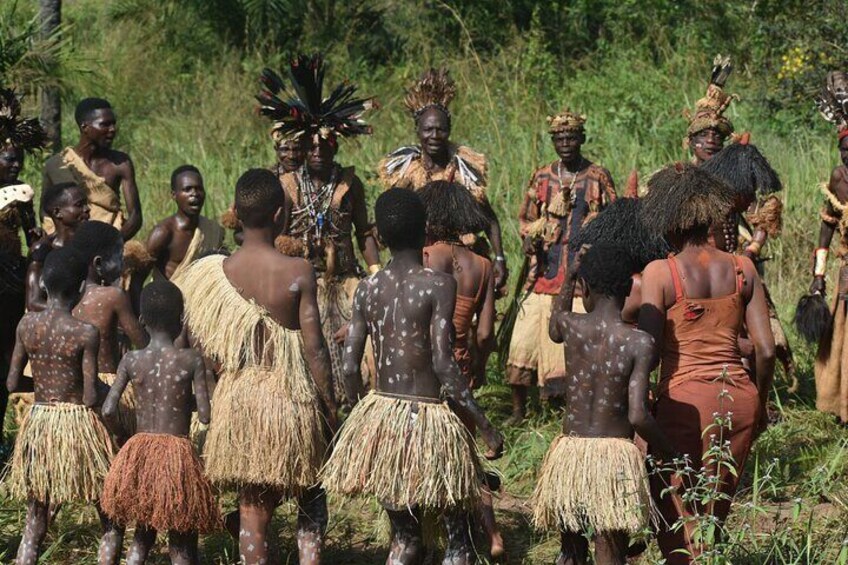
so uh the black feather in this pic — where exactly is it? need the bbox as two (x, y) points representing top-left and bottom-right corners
(794, 293), (831, 343)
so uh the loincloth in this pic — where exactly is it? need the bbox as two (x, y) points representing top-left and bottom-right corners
(532, 435), (652, 535)
(7, 402), (114, 504)
(99, 372), (136, 438)
(101, 433), (220, 533)
(321, 391), (483, 511)
(203, 366), (327, 496)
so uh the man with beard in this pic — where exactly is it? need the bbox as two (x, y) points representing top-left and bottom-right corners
(256, 54), (381, 401)
(378, 68), (508, 295)
(502, 109), (616, 424)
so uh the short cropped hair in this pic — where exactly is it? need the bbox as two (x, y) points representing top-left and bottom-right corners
(375, 188), (426, 250)
(70, 221), (122, 263)
(234, 168), (284, 228)
(41, 182), (80, 215)
(140, 280), (184, 335)
(74, 98), (112, 126)
(42, 246), (88, 297)
(577, 244), (635, 300)
(170, 164), (202, 191)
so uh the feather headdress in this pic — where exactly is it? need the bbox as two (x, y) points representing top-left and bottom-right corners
(256, 54), (377, 143)
(815, 71), (848, 140)
(547, 107), (586, 134)
(0, 88), (47, 153)
(684, 55), (737, 142)
(404, 68), (456, 123)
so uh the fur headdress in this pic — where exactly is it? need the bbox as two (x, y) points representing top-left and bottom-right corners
(547, 107), (586, 134)
(640, 162), (735, 236)
(569, 198), (670, 272)
(404, 68), (456, 124)
(0, 88), (47, 153)
(700, 136), (782, 202)
(684, 55), (737, 143)
(815, 71), (848, 141)
(256, 54), (377, 143)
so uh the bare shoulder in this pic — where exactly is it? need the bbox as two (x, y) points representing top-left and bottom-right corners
(75, 318), (100, 344)
(830, 166), (848, 197)
(177, 348), (204, 369)
(419, 268), (456, 293)
(642, 258), (669, 281)
(625, 326), (656, 355)
(105, 148), (132, 167)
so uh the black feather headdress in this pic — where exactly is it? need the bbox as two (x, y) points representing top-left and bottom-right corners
(700, 139), (782, 202)
(0, 88), (47, 153)
(569, 198), (670, 272)
(816, 71), (848, 139)
(256, 54), (377, 142)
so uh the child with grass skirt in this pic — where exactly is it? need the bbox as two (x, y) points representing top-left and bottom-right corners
(101, 279), (219, 562)
(6, 247), (123, 565)
(70, 221), (148, 442)
(536, 244), (675, 564)
(321, 188), (503, 564)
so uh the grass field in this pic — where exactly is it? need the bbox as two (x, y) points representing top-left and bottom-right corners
(3, 0), (848, 562)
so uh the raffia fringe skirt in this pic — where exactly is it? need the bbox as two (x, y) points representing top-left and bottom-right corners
(532, 435), (652, 535)
(203, 366), (327, 495)
(321, 392), (482, 510)
(99, 372), (136, 437)
(101, 433), (220, 533)
(6, 403), (114, 504)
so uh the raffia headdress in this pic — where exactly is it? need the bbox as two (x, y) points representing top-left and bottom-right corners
(404, 68), (456, 123)
(684, 55), (737, 143)
(547, 107), (586, 134)
(0, 88), (47, 152)
(256, 54), (377, 143)
(816, 71), (848, 141)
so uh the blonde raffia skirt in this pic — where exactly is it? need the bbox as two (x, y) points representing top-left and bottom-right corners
(102, 433), (221, 533)
(7, 402), (114, 504)
(532, 435), (652, 535)
(321, 391), (483, 511)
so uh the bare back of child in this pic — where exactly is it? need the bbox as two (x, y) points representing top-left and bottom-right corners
(541, 244), (674, 565)
(7, 247), (123, 565)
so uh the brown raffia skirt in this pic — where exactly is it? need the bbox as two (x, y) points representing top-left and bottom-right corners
(532, 435), (652, 535)
(99, 372), (137, 437)
(101, 433), (220, 533)
(321, 391), (482, 511)
(7, 403), (114, 504)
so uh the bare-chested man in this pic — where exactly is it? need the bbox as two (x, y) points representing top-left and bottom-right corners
(71, 221), (148, 440)
(145, 165), (224, 282)
(321, 188), (503, 565)
(101, 280), (219, 565)
(26, 182), (90, 311)
(538, 244), (675, 565)
(42, 98), (141, 241)
(178, 168), (335, 564)
(6, 247), (123, 565)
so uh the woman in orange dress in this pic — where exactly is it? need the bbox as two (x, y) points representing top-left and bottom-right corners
(638, 163), (775, 564)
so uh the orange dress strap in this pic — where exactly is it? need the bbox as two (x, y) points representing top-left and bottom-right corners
(733, 255), (745, 294)
(667, 256), (685, 303)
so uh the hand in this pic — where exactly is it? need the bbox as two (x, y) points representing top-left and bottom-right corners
(493, 260), (508, 295)
(737, 336), (754, 357)
(333, 323), (349, 345)
(481, 426), (504, 460)
(26, 227), (44, 245)
(810, 276), (826, 296)
(521, 236), (538, 256)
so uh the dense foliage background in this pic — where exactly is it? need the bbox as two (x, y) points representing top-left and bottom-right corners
(3, 0), (848, 562)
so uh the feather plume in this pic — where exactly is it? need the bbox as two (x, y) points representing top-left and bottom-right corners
(256, 54), (376, 142)
(404, 68), (456, 121)
(816, 71), (848, 132)
(710, 54), (733, 88)
(0, 88), (47, 153)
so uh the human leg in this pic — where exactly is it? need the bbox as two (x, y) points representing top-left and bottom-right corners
(296, 486), (327, 565)
(238, 485), (278, 565)
(384, 506), (425, 565)
(557, 531), (588, 565)
(443, 510), (474, 565)
(97, 503), (125, 565)
(126, 526), (156, 565)
(593, 531), (628, 565)
(168, 530), (199, 565)
(15, 499), (49, 565)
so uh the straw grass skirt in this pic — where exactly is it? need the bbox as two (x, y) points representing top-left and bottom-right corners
(321, 392), (482, 510)
(99, 372), (136, 437)
(203, 366), (327, 495)
(532, 435), (652, 535)
(101, 433), (220, 533)
(7, 403), (114, 504)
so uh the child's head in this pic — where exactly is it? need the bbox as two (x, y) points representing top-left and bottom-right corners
(375, 188), (426, 251)
(140, 280), (184, 338)
(41, 182), (90, 226)
(70, 221), (124, 284)
(171, 164), (205, 217)
(577, 244), (636, 307)
(42, 246), (88, 302)
(418, 180), (489, 242)
(234, 168), (284, 229)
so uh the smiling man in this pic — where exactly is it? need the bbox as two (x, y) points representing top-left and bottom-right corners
(144, 164), (225, 283)
(42, 98), (142, 241)
(503, 108), (616, 425)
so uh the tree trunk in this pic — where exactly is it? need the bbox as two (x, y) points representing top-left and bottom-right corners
(39, 0), (62, 154)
